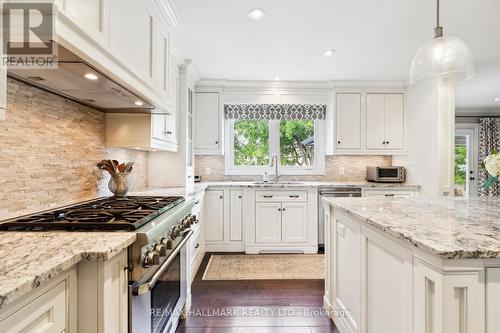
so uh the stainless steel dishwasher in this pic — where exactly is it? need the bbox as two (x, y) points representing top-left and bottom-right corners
(318, 187), (362, 249)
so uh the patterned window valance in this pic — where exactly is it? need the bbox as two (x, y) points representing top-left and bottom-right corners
(224, 104), (327, 120)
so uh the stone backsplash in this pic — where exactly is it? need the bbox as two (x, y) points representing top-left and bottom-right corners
(195, 155), (392, 182)
(0, 79), (148, 219)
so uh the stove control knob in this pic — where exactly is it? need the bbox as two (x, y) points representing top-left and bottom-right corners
(190, 215), (197, 224)
(160, 237), (173, 250)
(143, 250), (160, 267)
(155, 243), (167, 256)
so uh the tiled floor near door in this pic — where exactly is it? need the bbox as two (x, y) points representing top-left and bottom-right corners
(177, 253), (339, 333)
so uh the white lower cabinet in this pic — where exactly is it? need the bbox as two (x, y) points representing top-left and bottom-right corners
(204, 190), (224, 242)
(204, 187), (317, 253)
(255, 202), (282, 243)
(0, 249), (129, 333)
(281, 202), (308, 243)
(0, 269), (77, 333)
(362, 187), (418, 197)
(229, 190), (244, 242)
(326, 208), (499, 333)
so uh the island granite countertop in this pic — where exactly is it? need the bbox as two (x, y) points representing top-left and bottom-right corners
(323, 197), (500, 259)
(0, 232), (135, 310)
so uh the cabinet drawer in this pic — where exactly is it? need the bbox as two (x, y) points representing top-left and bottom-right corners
(362, 189), (416, 197)
(0, 280), (68, 333)
(190, 226), (202, 266)
(256, 191), (307, 202)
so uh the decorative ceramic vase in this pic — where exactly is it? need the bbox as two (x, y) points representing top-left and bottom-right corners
(108, 173), (129, 196)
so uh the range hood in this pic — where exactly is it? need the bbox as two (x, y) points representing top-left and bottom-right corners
(8, 45), (158, 113)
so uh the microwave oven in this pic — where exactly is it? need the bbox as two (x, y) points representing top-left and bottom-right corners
(366, 166), (406, 183)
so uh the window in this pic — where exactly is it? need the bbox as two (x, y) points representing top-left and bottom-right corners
(280, 119), (315, 167)
(233, 120), (269, 166)
(225, 104), (326, 175)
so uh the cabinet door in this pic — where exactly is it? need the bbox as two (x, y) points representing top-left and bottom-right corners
(152, 115), (167, 142)
(366, 94), (386, 149)
(194, 92), (220, 151)
(281, 203), (308, 243)
(109, 0), (152, 79)
(336, 93), (362, 149)
(384, 94), (404, 150)
(204, 191), (224, 242)
(165, 114), (177, 144)
(334, 213), (361, 332)
(153, 23), (169, 94)
(255, 203), (282, 243)
(364, 230), (413, 333)
(229, 190), (243, 242)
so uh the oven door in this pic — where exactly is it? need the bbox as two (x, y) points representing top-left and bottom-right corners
(130, 230), (192, 333)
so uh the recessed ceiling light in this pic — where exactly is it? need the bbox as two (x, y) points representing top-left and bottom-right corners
(274, 76), (280, 81)
(324, 49), (336, 57)
(134, 101), (144, 106)
(248, 8), (266, 20)
(495, 97), (500, 103)
(84, 73), (98, 80)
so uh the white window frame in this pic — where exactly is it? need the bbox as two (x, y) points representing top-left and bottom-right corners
(225, 119), (326, 176)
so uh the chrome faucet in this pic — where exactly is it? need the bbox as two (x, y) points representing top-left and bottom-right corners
(271, 154), (280, 182)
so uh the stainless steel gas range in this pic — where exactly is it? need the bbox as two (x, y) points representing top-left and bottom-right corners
(0, 195), (198, 333)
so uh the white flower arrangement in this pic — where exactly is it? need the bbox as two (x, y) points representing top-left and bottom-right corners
(482, 150), (500, 189)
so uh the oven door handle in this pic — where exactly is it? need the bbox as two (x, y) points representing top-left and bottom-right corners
(132, 229), (193, 296)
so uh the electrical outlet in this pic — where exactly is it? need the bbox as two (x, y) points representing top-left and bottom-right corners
(205, 168), (211, 176)
(0, 109), (5, 121)
(339, 167), (345, 175)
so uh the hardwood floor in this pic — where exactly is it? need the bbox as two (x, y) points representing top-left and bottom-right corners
(177, 253), (339, 333)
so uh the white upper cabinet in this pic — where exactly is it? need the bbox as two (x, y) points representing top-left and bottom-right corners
(334, 90), (405, 155)
(152, 22), (170, 95)
(366, 93), (405, 151)
(366, 94), (386, 149)
(106, 113), (177, 152)
(336, 93), (362, 150)
(109, 0), (152, 80)
(384, 94), (405, 150)
(55, 0), (179, 113)
(194, 92), (222, 154)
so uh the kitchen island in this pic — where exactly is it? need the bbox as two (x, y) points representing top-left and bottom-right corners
(323, 197), (500, 333)
(0, 232), (134, 332)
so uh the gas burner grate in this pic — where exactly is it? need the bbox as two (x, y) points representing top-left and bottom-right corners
(0, 196), (185, 231)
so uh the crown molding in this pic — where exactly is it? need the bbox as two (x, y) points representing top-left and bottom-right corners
(154, 0), (182, 29)
(196, 79), (334, 90)
(330, 80), (407, 89)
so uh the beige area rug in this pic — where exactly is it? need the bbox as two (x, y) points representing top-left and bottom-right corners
(202, 254), (325, 280)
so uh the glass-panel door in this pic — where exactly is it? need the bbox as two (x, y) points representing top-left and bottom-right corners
(454, 125), (479, 197)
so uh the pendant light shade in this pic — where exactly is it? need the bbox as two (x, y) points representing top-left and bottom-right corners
(410, 36), (475, 85)
(409, 0), (474, 85)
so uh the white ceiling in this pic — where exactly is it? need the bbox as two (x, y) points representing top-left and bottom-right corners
(170, 0), (500, 110)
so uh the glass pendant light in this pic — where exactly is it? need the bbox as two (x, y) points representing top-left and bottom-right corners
(409, 0), (474, 85)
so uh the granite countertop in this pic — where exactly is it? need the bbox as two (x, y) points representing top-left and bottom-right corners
(129, 184), (208, 197)
(198, 181), (420, 189)
(324, 197), (500, 259)
(0, 232), (135, 310)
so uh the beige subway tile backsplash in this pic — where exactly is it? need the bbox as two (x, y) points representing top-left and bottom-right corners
(195, 155), (392, 182)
